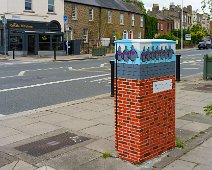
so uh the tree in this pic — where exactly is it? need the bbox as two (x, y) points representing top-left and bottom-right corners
(144, 14), (158, 38)
(201, 0), (212, 14)
(122, 0), (146, 14)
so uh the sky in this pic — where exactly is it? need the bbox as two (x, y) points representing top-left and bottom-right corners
(141, 0), (210, 14)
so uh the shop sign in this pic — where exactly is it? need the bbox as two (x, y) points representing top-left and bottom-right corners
(9, 23), (33, 29)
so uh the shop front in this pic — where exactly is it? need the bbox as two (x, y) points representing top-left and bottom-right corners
(0, 20), (64, 56)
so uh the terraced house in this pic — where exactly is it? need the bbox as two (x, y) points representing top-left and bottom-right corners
(64, 0), (145, 53)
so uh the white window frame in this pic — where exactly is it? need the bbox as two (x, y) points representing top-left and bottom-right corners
(140, 16), (144, 27)
(48, 0), (55, 13)
(83, 29), (88, 43)
(25, 0), (32, 10)
(138, 32), (141, 39)
(161, 24), (163, 31)
(72, 6), (77, 20)
(108, 11), (112, 23)
(129, 30), (133, 39)
(89, 8), (94, 21)
(132, 14), (135, 26)
(123, 30), (128, 39)
(120, 14), (124, 25)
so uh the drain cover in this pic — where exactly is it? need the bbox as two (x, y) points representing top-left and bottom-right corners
(15, 132), (90, 157)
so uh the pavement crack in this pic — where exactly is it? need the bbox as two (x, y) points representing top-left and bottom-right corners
(12, 160), (19, 170)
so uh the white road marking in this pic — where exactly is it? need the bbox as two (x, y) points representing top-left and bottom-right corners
(90, 77), (110, 83)
(0, 114), (5, 117)
(100, 64), (105, 67)
(18, 71), (26, 76)
(182, 68), (199, 70)
(196, 60), (202, 62)
(0, 74), (110, 93)
(0, 75), (19, 79)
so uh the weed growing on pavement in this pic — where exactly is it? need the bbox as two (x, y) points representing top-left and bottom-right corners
(203, 105), (212, 117)
(176, 138), (184, 149)
(101, 152), (113, 159)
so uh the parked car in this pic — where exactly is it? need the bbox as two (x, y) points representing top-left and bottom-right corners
(198, 42), (208, 50)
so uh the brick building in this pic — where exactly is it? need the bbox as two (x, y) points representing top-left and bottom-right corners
(156, 15), (174, 35)
(64, 0), (145, 53)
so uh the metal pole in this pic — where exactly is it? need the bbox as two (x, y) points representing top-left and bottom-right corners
(110, 60), (114, 97)
(54, 48), (56, 60)
(181, 0), (183, 50)
(115, 44), (118, 150)
(66, 30), (69, 55)
(176, 54), (181, 82)
(3, 15), (6, 55)
(13, 48), (15, 59)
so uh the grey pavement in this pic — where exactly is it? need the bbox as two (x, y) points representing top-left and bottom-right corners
(0, 74), (211, 169)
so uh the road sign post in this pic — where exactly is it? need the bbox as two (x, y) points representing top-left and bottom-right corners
(1, 15), (7, 55)
(64, 16), (69, 55)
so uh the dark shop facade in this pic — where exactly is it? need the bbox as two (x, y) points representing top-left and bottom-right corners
(0, 20), (64, 56)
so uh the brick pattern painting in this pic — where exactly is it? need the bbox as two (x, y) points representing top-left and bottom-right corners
(114, 39), (176, 164)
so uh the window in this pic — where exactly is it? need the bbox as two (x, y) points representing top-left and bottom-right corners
(161, 24), (163, 31)
(72, 6), (77, 20)
(123, 30), (128, 39)
(120, 14), (124, 25)
(89, 8), (94, 21)
(48, 0), (54, 12)
(129, 30), (133, 39)
(0, 30), (3, 46)
(108, 11), (112, 23)
(52, 35), (63, 50)
(25, 0), (32, 10)
(9, 35), (23, 50)
(138, 32), (141, 39)
(140, 16), (144, 27)
(39, 35), (51, 50)
(132, 14), (135, 26)
(83, 29), (88, 43)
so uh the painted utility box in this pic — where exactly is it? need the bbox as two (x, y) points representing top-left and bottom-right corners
(114, 39), (176, 163)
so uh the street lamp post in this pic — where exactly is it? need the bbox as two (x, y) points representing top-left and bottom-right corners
(181, 0), (183, 49)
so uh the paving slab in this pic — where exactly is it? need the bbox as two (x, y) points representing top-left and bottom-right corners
(71, 110), (105, 120)
(162, 160), (196, 170)
(36, 166), (57, 170)
(77, 157), (143, 170)
(0, 132), (32, 147)
(180, 121), (211, 133)
(36, 147), (101, 170)
(193, 164), (212, 170)
(176, 119), (193, 129)
(201, 137), (212, 148)
(51, 106), (84, 116)
(0, 116), (39, 128)
(56, 117), (98, 131)
(0, 126), (21, 139)
(91, 114), (114, 126)
(26, 110), (54, 118)
(80, 124), (114, 138)
(85, 139), (116, 155)
(15, 122), (61, 136)
(176, 129), (196, 142)
(34, 113), (72, 124)
(179, 113), (212, 125)
(0, 160), (36, 170)
(180, 146), (212, 164)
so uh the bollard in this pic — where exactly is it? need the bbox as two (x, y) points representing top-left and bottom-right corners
(54, 48), (56, 60)
(176, 54), (181, 82)
(13, 48), (15, 59)
(110, 60), (115, 97)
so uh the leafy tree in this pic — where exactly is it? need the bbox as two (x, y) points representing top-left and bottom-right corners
(144, 14), (158, 38)
(201, 0), (212, 14)
(122, 0), (146, 14)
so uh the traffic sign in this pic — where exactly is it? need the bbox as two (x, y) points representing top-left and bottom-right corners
(185, 34), (191, 41)
(64, 15), (68, 24)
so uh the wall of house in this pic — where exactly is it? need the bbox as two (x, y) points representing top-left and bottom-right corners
(64, 2), (145, 42)
(0, 0), (64, 31)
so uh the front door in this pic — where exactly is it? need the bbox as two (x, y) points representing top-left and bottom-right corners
(28, 35), (36, 55)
